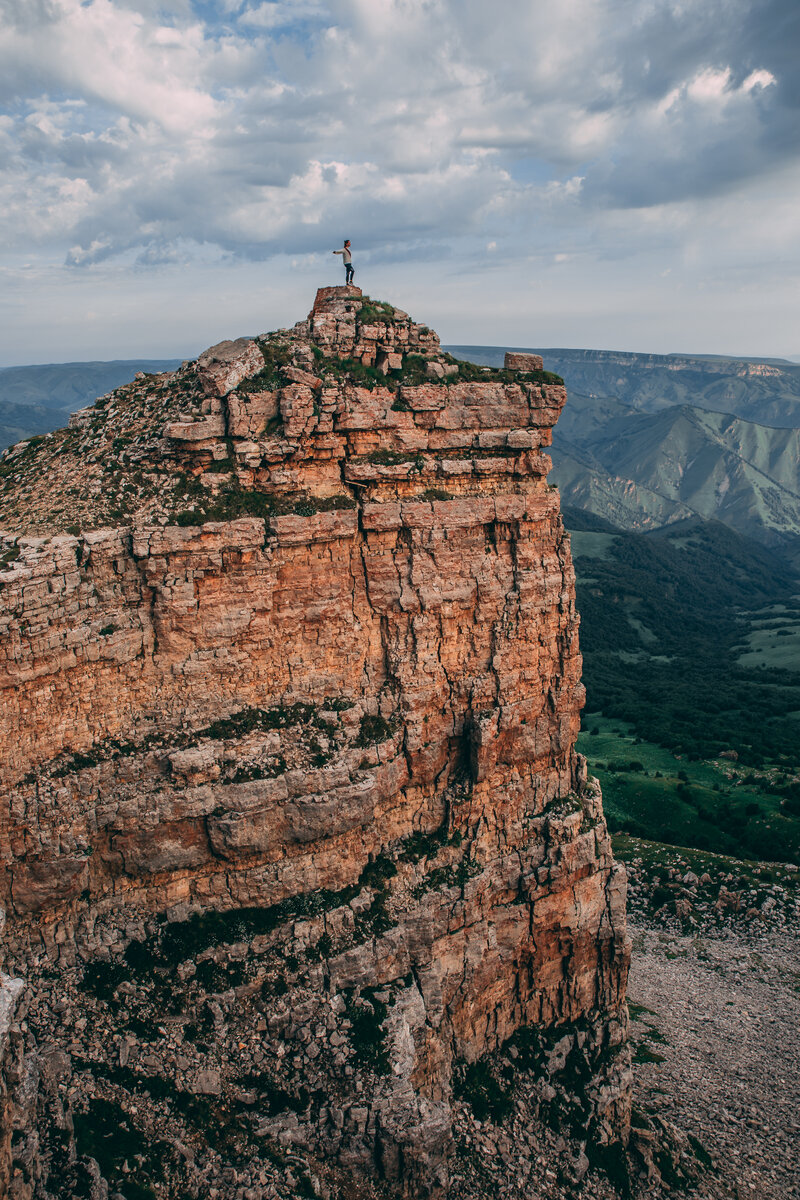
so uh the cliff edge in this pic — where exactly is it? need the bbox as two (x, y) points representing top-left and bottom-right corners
(0, 288), (630, 1199)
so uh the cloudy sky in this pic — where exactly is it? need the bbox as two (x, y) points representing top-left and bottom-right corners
(1, 0), (799, 365)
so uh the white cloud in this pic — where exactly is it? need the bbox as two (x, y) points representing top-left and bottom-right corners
(240, 1), (331, 29)
(742, 68), (776, 91)
(0, 0), (220, 132)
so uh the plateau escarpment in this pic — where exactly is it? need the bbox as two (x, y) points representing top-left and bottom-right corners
(0, 288), (630, 1200)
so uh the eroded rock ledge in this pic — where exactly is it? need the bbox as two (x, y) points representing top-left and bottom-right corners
(0, 289), (630, 1199)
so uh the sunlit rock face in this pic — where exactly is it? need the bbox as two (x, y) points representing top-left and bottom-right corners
(0, 288), (630, 1199)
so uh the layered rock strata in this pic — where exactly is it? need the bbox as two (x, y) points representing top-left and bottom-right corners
(0, 288), (630, 1198)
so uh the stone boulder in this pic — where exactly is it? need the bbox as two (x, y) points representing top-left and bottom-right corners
(504, 351), (544, 372)
(197, 338), (264, 397)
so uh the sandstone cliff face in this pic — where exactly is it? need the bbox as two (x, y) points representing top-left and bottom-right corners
(0, 289), (630, 1199)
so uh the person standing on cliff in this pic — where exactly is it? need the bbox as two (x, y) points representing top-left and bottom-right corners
(333, 239), (354, 285)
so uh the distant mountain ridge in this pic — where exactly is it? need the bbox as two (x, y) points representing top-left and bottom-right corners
(446, 344), (800, 428)
(556, 396), (800, 548)
(447, 344), (800, 564)
(0, 359), (182, 450)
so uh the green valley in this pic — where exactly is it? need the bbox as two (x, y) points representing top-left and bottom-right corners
(577, 717), (799, 863)
(565, 509), (800, 864)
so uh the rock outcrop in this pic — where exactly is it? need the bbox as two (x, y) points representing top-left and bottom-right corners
(0, 288), (630, 1199)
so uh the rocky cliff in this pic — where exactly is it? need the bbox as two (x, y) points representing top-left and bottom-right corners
(0, 288), (630, 1199)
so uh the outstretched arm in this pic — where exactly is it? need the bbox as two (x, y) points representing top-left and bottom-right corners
(333, 249), (343, 255)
